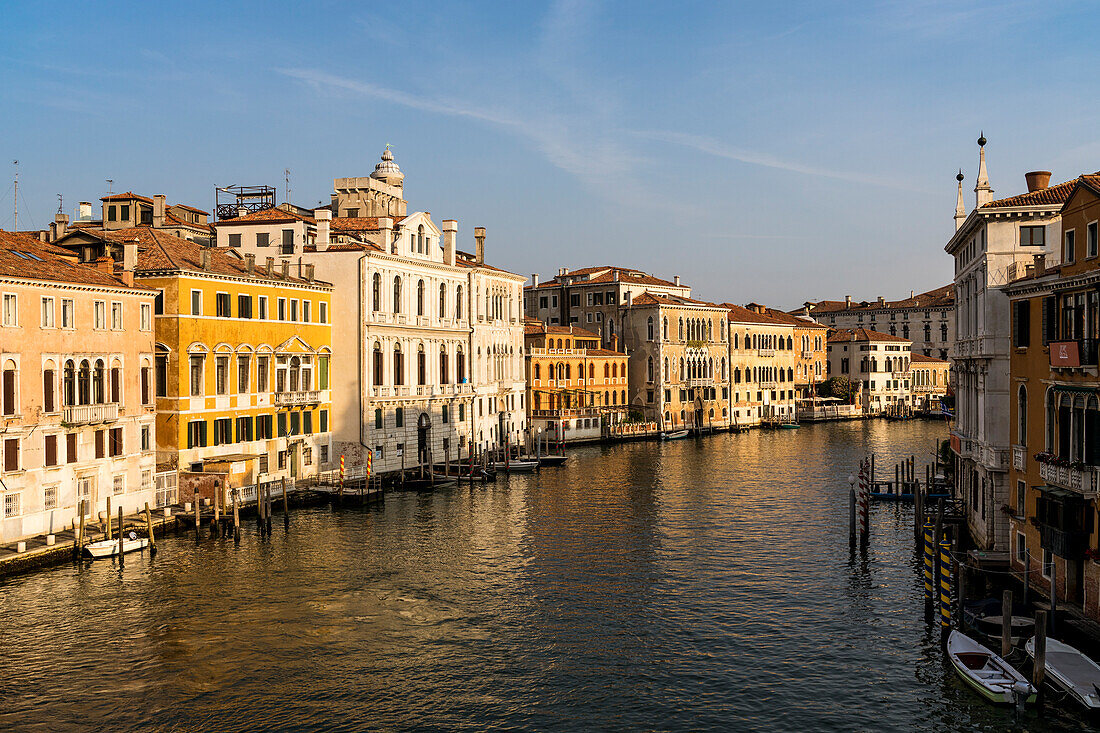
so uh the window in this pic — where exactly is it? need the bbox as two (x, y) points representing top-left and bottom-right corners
(290, 299), (298, 322)
(647, 316), (654, 340)
(277, 412), (288, 437)
(1065, 229), (1076, 263)
(256, 232), (270, 247)
(107, 205), (117, 222)
(258, 296), (268, 320)
(375, 408), (383, 429)
(111, 302), (123, 330)
(439, 284), (446, 318)
(417, 280), (425, 316)
(393, 277), (402, 313)
(189, 355), (205, 396)
(320, 409), (328, 433)
(44, 485), (58, 510)
(1016, 531), (1027, 565)
(213, 418), (233, 445)
(40, 297), (55, 328)
(1019, 225), (1045, 247)
(372, 273), (382, 312)
(303, 410), (313, 434)
(61, 298), (74, 328)
(238, 355), (250, 393)
(66, 433), (76, 463)
(2, 437), (18, 472)
(318, 356), (329, 390)
(191, 290), (202, 316)
(228, 233), (242, 248)
(302, 300), (311, 323)
(290, 411), (300, 436)
(257, 356), (269, 392)
(238, 294), (252, 319)
(278, 298), (287, 320)
(256, 414), (273, 440)
(1089, 221), (1098, 258)
(1042, 548), (1053, 578)
(141, 424), (151, 451)
(395, 407), (404, 428)
(113, 474), (124, 495)
(2, 365), (15, 416)
(236, 416), (253, 442)
(94, 300), (111, 329)
(215, 356), (229, 395)
(1012, 300), (1030, 348)
(139, 302), (151, 331)
(120, 204), (130, 221)
(44, 435), (58, 467)
(281, 229), (294, 254)
(216, 292), (231, 317)
(319, 302), (327, 323)
(108, 427), (123, 457)
(3, 492), (19, 517)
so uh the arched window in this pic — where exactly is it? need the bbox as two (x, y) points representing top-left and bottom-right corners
(663, 357), (669, 379)
(612, 363), (618, 379)
(565, 364), (571, 381)
(589, 363), (594, 380)
(611, 391), (617, 405)
(647, 357), (653, 381)
(457, 347), (465, 383)
(439, 346), (449, 384)
(392, 343), (404, 386)
(416, 279), (425, 316)
(647, 317), (654, 341)
(787, 336), (793, 350)
(604, 363), (610, 379)
(417, 224), (425, 253)
(93, 359), (105, 404)
(679, 318), (684, 341)
(393, 277), (402, 314)
(1046, 388), (1056, 451)
(439, 284), (446, 318)
(663, 317), (668, 340)
(456, 286), (463, 319)
(372, 273), (382, 312)
(417, 344), (426, 385)
(534, 363), (541, 381)
(373, 342), (383, 385)
(621, 389), (626, 405)
(1016, 385), (1027, 446)
(63, 359), (76, 406)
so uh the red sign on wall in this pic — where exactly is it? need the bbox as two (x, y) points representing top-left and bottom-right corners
(1050, 340), (1081, 367)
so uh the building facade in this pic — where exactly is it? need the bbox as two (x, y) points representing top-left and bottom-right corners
(0, 231), (156, 544)
(725, 304), (798, 426)
(524, 321), (628, 443)
(826, 328), (912, 415)
(947, 136), (1083, 550)
(1005, 174), (1100, 620)
(909, 353), (950, 413)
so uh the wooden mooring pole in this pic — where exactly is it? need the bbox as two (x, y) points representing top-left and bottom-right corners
(75, 500), (85, 562)
(195, 494), (202, 541)
(106, 495), (112, 541)
(213, 486), (221, 537)
(282, 477), (289, 529)
(1001, 589), (1013, 659)
(117, 506), (125, 567)
(232, 489), (240, 544)
(265, 483), (273, 536)
(848, 480), (856, 549)
(1033, 610), (1047, 709)
(144, 502), (156, 557)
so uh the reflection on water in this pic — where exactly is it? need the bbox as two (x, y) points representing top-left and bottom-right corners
(0, 421), (1090, 731)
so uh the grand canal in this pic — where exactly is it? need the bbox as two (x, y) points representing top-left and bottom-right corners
(0, 420), (1093, 731)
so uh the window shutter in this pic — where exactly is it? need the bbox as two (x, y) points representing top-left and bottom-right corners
(3, 438), (17, 471)
(2, 369), (14, 415)
(1042, 296), (1056, 345)
(1012, 302), (1021, 348)
(66, 433), (77, 463)
(111, 368), (120, 402)
(43, 369), (54, 413)
(141, 367), (149, 405)
(95, 430), (104, 459)
(45, 435), (57, 466)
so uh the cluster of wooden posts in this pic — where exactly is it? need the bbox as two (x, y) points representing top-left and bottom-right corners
(70, 495), (158, 563)
(193, 477), (291, 543)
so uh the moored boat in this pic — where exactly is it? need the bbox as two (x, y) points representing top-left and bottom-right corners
(1025, 636), (1100, 709)
(537, 454), (569, 466)
(83, 534), (149, 559)
(490, 459), (539, 472)
(660, 429), (691, 441)
(946, 630), (1036, 705)
(777, 422), (800, 429)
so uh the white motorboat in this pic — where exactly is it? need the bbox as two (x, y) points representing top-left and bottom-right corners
(1025, 636), (1100, 709)
(490, 459), (539, 473)
(946, 630), (1036, 705)
(83, 533), (149, 559)
(660, 430), (691, 441)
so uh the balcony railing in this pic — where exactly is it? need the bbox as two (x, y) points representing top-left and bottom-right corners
(759, 381), (778, 390)
(1012, 446), (1025, 471)
(1040, 461), (1100, 495)
(1040, 523), (1090, 558)
(63, 403), (119, 424)
(274, 390), (321, 406)
(757, 348), (775, 357)
(686, 378), (715, 388)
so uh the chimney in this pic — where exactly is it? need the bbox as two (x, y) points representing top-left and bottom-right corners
(910, 290), (915, 299)
(238, 207), (248, 219)
(531, 273), (539, 288)
(122, 240), (137, 272)
(97, 257), (114, 274)
(201, 249), (212, 271)
(50, 213), (69, 241)
(379, 217), (394, 254)
(245, 253), (255, 275)
(845, 295), (852, 309)
(474, 227), (485, 265)
(307, 264), (315, 282)
(877, 296), (885, 307)
(266, 257), (274, 276)
(1034, 253), (1046, 276)
(442, 219), (457, 267)
(613, 270), (620, 282)
(674, 275), (681, 286)
(611, 334), (619, 353)
(558, 267), (567, 277)
(78, 201), (93, 221)
(1024, 171), (1052, 193)
(281, 260), (289, 279)
(153, 194), (166, 228)
(314, 208), (331, 251)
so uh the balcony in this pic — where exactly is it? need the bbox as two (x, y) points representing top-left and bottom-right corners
(1049, 339), (1099, 368)
(1012, 446), (1025, 471)
(759, 381), (778, 390)
(1040, 523), (1090, 558)
(1039, 461), (1100, 495)
(757, 348), (775, 357)
(63, 403), (119, 424)
(686, 378), (715, 388)
(274, 390), (321, 406)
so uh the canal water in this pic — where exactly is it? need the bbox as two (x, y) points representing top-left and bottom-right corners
(0, 421), (1093, 731)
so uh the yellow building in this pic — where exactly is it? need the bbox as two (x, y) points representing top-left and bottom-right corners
(909, 353), (950, 413)
(524, 320), (628, 442)
(57, 227), (333, 486)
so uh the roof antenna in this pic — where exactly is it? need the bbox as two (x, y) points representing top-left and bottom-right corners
(12, 160), (18, 231)
(106, 179), (114, 198)
(57, 193), (63, 215)
(285, 168), (291, 205)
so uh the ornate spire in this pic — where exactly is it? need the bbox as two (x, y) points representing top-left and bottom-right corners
(371, 145), (404, 187)
(954, 170), (967, 230)
(974, 132), (993, 207)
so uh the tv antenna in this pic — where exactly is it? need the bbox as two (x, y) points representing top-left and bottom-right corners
(57, 194), (63, 214)
(12, 160), (18, 231)
(284, 169), (291, 204)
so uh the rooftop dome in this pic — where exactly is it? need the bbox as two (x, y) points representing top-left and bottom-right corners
(371, 146), (404, 185)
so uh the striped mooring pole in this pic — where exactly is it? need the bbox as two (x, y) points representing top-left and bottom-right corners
(859, 457), (870, 548)
(938, 539), (953, 628)
(922, 522), (935, 603)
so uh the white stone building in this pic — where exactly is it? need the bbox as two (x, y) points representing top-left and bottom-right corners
(826, 328), (912, 415)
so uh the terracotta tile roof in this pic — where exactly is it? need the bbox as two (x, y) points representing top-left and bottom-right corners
(304, 242), (381, 253)
(828, 327), (909, 344)
(101, 191), (153, 203)
(172, 203), (208, 215)
(586, 348), (625, 356)
(803, 285), (954, 314)
(330, 215), (406, 232)
(523, 320), (602, 338)
(525, 265), (685, 290)
(163, 211), (213, 233)
(214, 207), (316, 225)
(64, 227), (330, 286)
(0, 230), (139, 289)
(981, 173), (1100, 209)
(721, 303), (786, 326)
(911, 353), (949, 364)
(759, 306), (830, 329)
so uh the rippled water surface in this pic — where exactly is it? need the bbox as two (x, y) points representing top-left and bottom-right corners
(1, 421), (1094, 731)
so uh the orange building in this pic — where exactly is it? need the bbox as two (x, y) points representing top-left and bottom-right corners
(524, 320), (628, 443)
(1005, 174), (1100, 620)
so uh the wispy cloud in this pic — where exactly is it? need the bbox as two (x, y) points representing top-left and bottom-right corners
(631, 129), (933, 193)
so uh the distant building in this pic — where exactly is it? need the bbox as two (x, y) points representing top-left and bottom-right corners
(1005, 173), (1100, 620)
(799, 285), (953, 362)
(0, 231), (156, 544)
(723, 304), (798, 426)
(524, 321), (628, 443)
(826, 328), (912, 415)
(909, 353), (950, 413)
(757, 306), (829, 402)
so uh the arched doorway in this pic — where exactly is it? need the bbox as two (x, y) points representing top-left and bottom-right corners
(417, 412), (432, 466)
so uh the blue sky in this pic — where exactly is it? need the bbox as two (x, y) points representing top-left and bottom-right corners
(2, 1), (1098, 307)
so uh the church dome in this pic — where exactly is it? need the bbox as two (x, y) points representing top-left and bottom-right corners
(371, 146), (404, 186)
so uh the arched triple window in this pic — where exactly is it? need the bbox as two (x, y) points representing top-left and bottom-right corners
(63, 359), (76, 406)
(93, 359), (106, 404)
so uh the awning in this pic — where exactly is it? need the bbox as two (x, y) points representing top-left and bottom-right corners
(201, 453), (264, 463)
(1034, 484), (1077, 500)
(1052, 384), (1099, 396)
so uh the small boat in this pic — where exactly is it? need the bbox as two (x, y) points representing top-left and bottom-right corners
(777, 422), (800, 429)
(947, 630), (1036, 705)
(83, 533), (149, 559)
(537, 454), (569, 467)
(973, 615), (1034, 647)
(1025, 636), (1100, 709)
(661, 430), (691, 441)
(490, 459), (539, 472)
